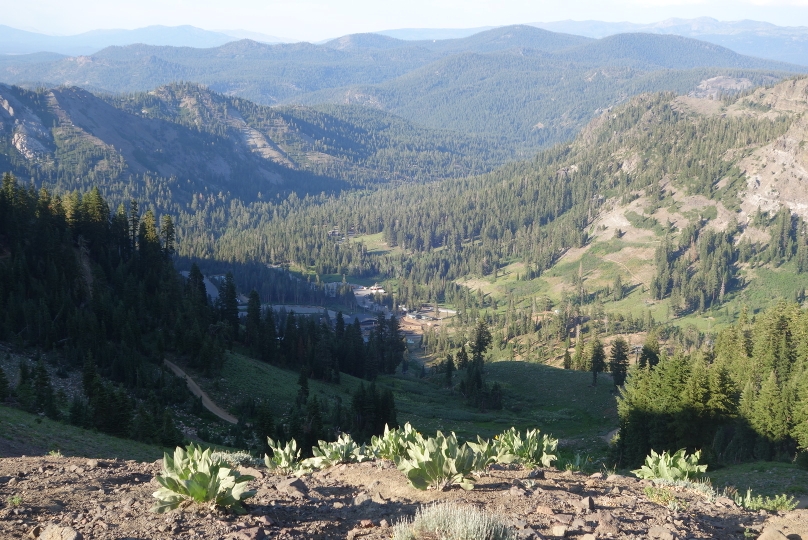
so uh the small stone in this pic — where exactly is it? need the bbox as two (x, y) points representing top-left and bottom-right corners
(277, 478), (308, 499)
(236, 526), (265, 540)
(85, 460), (98, 469)
(40, 524), (82, 540)
(333, 502), (345, 509)
(509, 485), (528, 497)
(238, 466), (263, 480)
(757, 529), (789, 540)
(379, 519), (390, 528)
(27, 525), (41, 539)
(571, 518), (586, 529)
(553, 514), (573, 525)
(578, 496), (595, 511)
(516, 527), (544, 540)
(589, 472), (604, 479)
(256, 516), (274, 526)
(648, 525), (676, 540)
(359, 519), (374, 528)
(551, 524), (567, 537)
(715, 496), (735, 507)
(536, 505), (555, 516)
(581, 535), (597, 540)
(611, 486), (621, 495)
(605, 474), (624, 482)
(353, 492), (370, 506)
(528, 470), (546, 479)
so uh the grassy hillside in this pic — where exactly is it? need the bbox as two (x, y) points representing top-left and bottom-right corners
(190, 352), (618, 444)
(0, 406), (163, 461)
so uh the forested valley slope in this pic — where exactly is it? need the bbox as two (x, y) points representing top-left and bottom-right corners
(1, 29), (808, 538)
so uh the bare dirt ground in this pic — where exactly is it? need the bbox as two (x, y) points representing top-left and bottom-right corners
(1, 455), (804, 540)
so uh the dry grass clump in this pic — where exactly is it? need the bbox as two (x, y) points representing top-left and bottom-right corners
(392, 502), (517, 540)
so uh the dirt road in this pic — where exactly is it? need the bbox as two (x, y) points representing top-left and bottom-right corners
(163, 359), (238, 424)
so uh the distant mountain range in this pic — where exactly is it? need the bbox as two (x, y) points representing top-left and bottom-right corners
(0, 25), (800, 154)
(0, 25), (288, 56)
(2, 17), (807, 66)
(532, 18), (808, 66)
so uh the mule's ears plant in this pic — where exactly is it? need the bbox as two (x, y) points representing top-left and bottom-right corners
(493, 427), (558, 468)
(371, 423), (420, 461)
(395, 431), (477, 491)
(467, 435), (498, 474)
(152, 444), (255, 514)
(632, 449), (707, 481)
(303, 433), (369, 470)
(264, 437), (308, 476)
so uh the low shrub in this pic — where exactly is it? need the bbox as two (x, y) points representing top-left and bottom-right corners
(210, 450), (258, 467)
(733, 488), (798, 512)
(392, 503), (517, 540)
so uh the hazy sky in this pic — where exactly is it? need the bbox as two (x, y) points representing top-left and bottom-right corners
(4, 0), (808, 41)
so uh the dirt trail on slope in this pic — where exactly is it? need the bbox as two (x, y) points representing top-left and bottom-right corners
(163, 359), (238, 424)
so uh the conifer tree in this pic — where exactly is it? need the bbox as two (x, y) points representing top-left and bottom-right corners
(791, 368), (808, 448)
(456, 343), (469, 369)
(639, 334), (661, 368)
(222, 272), (239, 339)
(445, 353), (454, 387)
(752, 371), (789, 443)
(590, 338), (605, 385)
(572, 335), (584, 370)
(160, 215), (176, 258)
(246, 290), (261, 347)
(610, 336), (629, 386)
(0, 364), (8, 401)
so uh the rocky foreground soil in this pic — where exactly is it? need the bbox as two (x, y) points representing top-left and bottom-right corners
(0, 455), (806, 540)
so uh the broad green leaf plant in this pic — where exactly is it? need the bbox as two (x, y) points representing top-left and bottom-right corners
(152, 444), (255, 514)
(264, 437), (308, 476)
(395, 431), (478, 491)
(632, 449), (707, 482)
(303, 433), (370, 469)
(371, 422), (420, 461)
(493, 427), (558, 468)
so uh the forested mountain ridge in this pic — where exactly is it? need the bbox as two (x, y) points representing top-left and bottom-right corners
(0, 82), (504, 205)
(1, 25), (803, 152)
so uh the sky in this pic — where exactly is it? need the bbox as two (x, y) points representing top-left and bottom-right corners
(3, 0), (808, 41)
